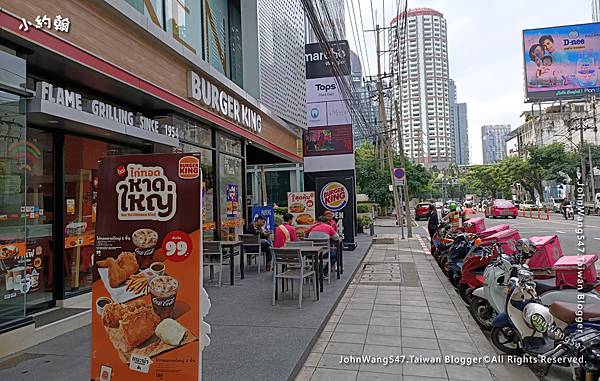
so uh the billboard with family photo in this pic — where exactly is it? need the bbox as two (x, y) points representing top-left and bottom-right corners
(523, 22), (600, 101)
(91, 153), (204, 381)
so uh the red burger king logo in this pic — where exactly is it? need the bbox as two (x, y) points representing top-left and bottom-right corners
(178, 156), (200, 179)
(320, 182), (348, 212)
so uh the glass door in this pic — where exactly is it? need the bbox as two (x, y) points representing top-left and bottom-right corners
(63, 135), (141, 296)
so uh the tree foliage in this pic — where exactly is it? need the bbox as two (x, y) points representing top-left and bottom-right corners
(355, 142), (433, 205)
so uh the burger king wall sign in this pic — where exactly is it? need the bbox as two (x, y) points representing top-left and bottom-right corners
(320, 182), (348, 212)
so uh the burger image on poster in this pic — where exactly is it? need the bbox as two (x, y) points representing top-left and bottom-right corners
(320, 182), (348, 236)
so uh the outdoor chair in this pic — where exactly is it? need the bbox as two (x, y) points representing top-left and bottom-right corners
(272, 248), (317, 308)
(304, 237), (332, 283)
(239, 234), (264, 273)
(203, 241), (227, 287)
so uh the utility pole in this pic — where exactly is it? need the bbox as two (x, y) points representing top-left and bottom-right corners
(375, 24), (402, 228)
(590, 144), (596, 199)
(580, 118), (588, 201)
(394, 99), (413, 237)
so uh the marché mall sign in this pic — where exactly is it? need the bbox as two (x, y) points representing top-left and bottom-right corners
(187, 71), (262, 134)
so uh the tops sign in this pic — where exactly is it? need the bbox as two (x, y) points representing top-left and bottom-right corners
(187, 71), (262, 133)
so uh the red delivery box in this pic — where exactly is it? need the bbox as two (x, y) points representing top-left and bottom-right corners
(481, 228), (521, 255)
(527, 235), (563, 271)
(463, 217), (486, 234)
(478, 224), (509, 239)
(553, 255), (598, 287)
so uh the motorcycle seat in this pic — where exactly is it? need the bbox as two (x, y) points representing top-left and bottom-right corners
(549, 301), (600, 323)
(535, 278), (558, 295)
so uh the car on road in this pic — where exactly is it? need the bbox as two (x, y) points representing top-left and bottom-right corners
(485, 199), (518, 219)
(415, 202), (431, 221)
(434, 201), (443, 209)
(518, 201), (537, 211)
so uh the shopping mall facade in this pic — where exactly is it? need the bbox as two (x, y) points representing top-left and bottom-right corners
(0, 0), (304, 331)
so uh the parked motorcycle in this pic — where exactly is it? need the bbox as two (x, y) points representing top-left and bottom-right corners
(550, 329), (600, 380)
(457, 229), (521, 304)
(470, 240), (600, 331)
(491, 268), (600, 355)
(564, 204), (574, 220)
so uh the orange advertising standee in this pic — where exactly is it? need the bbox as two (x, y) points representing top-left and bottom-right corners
(91, 153), (204, 381)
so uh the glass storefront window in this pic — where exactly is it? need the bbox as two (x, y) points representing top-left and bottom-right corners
(178, 118), (213, 147)
(219, 133), (241, 156)
(63, 135), (142, 296)
(229, 0), (243, 87)
(266, 171), (291, 207)
(0, 90), (27, 323)
(219, 153), (243, 240)
(166, 0), (202, 55)
(204, 0), (230, 76)
(179, 143), (215, 241)
(24, 129), (54, 311)
(125, 0), (165, 28)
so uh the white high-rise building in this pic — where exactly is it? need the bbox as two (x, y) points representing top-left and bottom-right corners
(593, 0), (600, 21)
(389, 8), (452, 168)
(305, 0), (346, 43)
(482, 124), (511, 164)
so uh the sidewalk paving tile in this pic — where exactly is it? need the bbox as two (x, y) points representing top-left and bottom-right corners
(317, 353), (360, 370)
(295, 366), (315, 381)
(402, 337), (440, 350)
(310, 367), (358, 381)
(445, 365), (493, 381)
(305, 352), (323, 367)
(330, 332), (367, 344)
(403, 364), (447, 378)
(324, 342), (364, 356)
(366, 334), (402, 346)
(335, 324), (370, 334)
(357, 371), (403, 381)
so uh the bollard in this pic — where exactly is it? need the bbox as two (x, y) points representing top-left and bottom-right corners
(529, 209), (532, 218)
(546, 210), (550, 220)
(537, 208), (541, 220)
(369, 223), (375, 236)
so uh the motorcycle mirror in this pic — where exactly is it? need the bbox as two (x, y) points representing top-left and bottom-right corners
(474, 238), (481, 247)
(509, 277), (518, 288)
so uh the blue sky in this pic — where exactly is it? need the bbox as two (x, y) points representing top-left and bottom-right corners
(347, 0), (593, 164)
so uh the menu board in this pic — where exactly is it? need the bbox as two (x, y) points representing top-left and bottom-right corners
(287, 192), (316, 239)
(91, 153), (203, 381)
(226, 184), (239, 218)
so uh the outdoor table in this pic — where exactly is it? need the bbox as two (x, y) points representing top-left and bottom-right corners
(219, 240), (244, 285)
(275, 245), (326, 301)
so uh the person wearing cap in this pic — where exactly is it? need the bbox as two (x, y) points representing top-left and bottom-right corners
(323, 210), (338, 233)
(442, 202), (461, 230)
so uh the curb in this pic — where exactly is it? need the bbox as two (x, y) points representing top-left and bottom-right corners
(286, 237), (374, 381)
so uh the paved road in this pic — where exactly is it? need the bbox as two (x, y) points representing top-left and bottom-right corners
(412, 211), (600, 259)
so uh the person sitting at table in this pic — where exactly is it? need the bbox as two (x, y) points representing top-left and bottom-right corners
(245, 215), (273, 271)
(323, 210), (338, 233)
(274, 213), (298, 248)
(306, 216), (340, 277)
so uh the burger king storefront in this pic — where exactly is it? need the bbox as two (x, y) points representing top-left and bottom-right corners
(0, 6), (302, 334)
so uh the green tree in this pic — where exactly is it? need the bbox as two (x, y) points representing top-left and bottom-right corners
(355, 143), (392, 208)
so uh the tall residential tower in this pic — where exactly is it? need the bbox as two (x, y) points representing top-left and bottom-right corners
(482, 124), (511, 164)
(389, 8), (452, 168)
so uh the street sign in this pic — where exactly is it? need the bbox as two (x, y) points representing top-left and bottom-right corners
(393, 168), (405, 186)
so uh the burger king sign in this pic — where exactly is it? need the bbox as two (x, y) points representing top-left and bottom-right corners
(320, 182), (348, 212)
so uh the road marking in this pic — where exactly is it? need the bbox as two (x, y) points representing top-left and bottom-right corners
(594, 238), (600, 241)
(556, 231), (565, 234)
(415, 234), (431, 256)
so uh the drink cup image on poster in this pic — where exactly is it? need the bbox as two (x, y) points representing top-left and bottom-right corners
(287, 192), (316, 239)
(91, 153), (206, 381)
